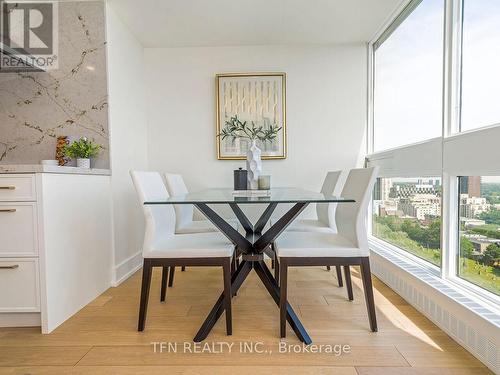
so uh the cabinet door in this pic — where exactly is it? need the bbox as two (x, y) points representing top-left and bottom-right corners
(0, 258), (40, 312)
(0, 202), (38, 257)
(0, 175), (36, 201)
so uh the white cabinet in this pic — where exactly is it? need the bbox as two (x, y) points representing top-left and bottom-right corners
(0, 175), (40, 319)
(0, 172), (113, 333)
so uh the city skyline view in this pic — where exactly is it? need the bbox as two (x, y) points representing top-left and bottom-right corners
(373, 176), (500, 295)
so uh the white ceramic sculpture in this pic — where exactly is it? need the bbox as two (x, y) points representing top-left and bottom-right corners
(246, 140), (262, 190)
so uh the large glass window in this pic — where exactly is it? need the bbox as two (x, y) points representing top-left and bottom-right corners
(373, 177), (442, 267)
(458, 176), (500, 295)
(373, 0), (444, 152)
(460, 1), (500, 132)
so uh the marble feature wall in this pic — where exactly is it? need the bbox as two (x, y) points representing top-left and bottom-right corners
(0, 1), (109, 168)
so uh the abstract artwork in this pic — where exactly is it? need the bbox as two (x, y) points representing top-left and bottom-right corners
(216, 73), (286, 160)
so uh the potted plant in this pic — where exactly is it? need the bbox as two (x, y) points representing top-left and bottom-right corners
(63, 137), (102, 169)
(218, 116), (281, 189)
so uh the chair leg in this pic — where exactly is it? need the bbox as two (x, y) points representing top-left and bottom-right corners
(160, 266), (168, 302)
(222, 258), (232, 335)
(270, 242), (276, 269)
(279, 258), (288, 338)
(360, 258), (377, 332)
(231, 253), (236, 274)
(274, 255), (280, 283)
(181, 266), (186, 271)
(231, 254), (238, 296)
(344, 266), (353, 301)
(336, 265), (343, 287)
(168, 266), (175, 287)
(138, 259), (152, 331)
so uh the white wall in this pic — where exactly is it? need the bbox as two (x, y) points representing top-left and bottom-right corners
(144, 45), (368, 218)
(106, 4), (148, 284)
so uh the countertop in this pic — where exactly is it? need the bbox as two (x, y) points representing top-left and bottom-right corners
(0, 164), (111, 176)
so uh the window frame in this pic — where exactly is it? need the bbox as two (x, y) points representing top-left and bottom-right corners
(367, 0), (500, 303)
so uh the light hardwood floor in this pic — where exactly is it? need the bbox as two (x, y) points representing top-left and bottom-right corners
(0, 264), (493, 374)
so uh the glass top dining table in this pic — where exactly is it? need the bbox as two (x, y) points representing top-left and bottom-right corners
(144, 187), (355, 345)
(144, 187), (355, 205)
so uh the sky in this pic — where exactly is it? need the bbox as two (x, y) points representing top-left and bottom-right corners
(461, 0), (500, 131)
(373, 0), (500, 151)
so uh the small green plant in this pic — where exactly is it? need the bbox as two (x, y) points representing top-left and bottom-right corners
(217, 116), (281, 143)
(63, 137), (102, 159)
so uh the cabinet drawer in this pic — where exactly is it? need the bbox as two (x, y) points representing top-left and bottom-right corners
(0, 175), (36, 201)
(0, 258), (40, 312)
(0, 202), (38, 257)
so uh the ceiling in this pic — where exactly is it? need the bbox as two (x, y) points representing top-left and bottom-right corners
(108, 0), (403, 48)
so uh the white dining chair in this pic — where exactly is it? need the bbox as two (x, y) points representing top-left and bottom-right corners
(286, 170), (342, 233)
(131, 171), (234, 334)
(275, 167), (379, 338)
(163, 173), (238, 282)
(272, 170), (344, 286)
(164, 173), (219, 234)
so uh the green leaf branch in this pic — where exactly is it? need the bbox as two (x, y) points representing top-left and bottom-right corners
(217, 116), (282, 143)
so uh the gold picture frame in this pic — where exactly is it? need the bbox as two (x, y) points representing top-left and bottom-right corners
(216, 72), (287, 160)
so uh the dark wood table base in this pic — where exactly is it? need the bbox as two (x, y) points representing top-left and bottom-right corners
(192, 201), (313, 344)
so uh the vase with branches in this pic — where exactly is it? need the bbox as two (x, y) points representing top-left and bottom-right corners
(218, 116), (282, 189)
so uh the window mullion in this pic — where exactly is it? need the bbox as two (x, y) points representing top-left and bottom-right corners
(441, 0), (462, 279)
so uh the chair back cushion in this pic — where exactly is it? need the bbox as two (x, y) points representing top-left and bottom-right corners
(130, 171), (175, 254)
(164, 173), (194, 229)
(335, 167), (379, 253)
(316, 170), (342, 226)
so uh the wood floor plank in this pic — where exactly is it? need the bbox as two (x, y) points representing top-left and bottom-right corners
(76, 345), (408, 367)
(356, 367), (493, 375)
(0, 346), (91, 366)
(397, 346), (491, 368)
(0, 366), (358, 375)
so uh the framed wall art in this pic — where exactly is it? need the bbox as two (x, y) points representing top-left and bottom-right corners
(216, 72), (286, 160)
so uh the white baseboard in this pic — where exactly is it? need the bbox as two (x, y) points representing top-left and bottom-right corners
(0, 313), (41, 328)
(113, 251), (142, 286)
(370, 249), (499, 375)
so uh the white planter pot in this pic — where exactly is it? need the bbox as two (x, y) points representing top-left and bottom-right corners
(76, 158), (91, 169)
(246, 140), (262, 190)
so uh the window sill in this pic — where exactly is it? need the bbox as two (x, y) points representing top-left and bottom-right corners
(369, 236), (441, 276)
(369, 236), (500, 321)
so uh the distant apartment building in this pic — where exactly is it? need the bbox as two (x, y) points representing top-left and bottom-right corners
(373, 178), (392, 201)
(398, 194), (441, 221)
(460, 217), (486, 228)
(374, 199), (399, 217)
(460, 176), (482, 198)
(389, 183), (438, 199)
(460, 194), (490, 219)
(463, 234), (499, 254)
(374, 180), (442, 220)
